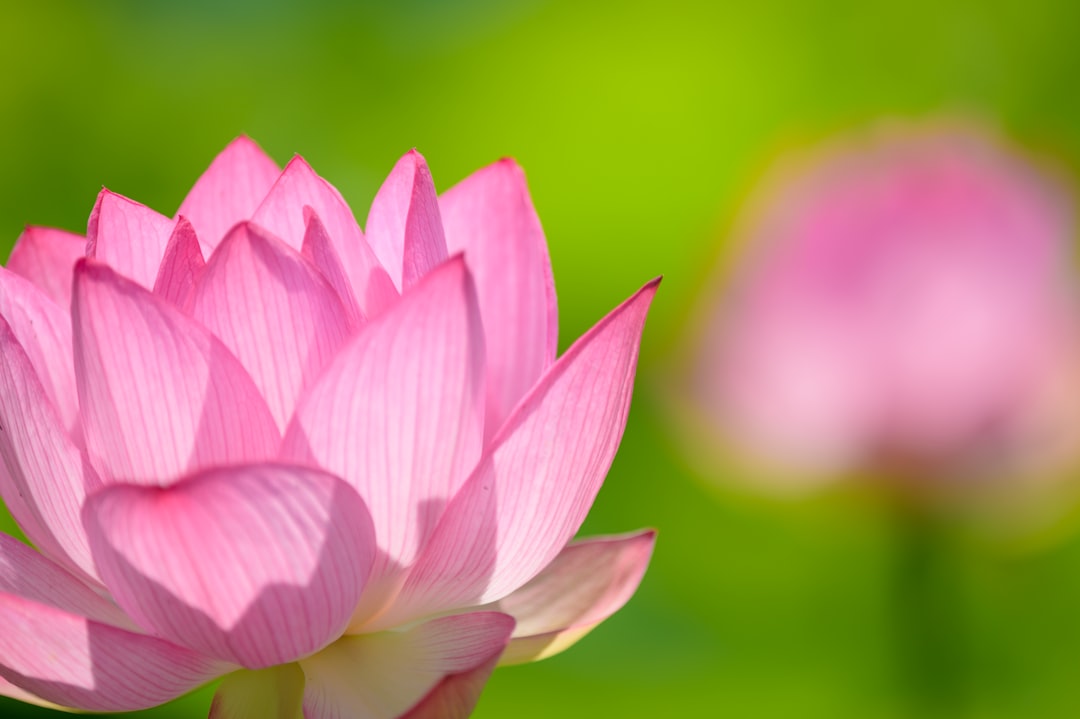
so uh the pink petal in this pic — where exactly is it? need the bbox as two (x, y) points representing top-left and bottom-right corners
(208, 664), (305, 719)
(397, 654), (500, 719)
(175, 136), (282, 252)
(252, 156), (398, 317)
(494, 530), (655, 665)
(86, 189), (175, 289)
(378, 279), (659, 628)
(0, 675), (60, 709)
(302, 210), (364, 328)
(72, 260), (279, 486)
(299, 612), (513, 719)
(83, 463), (376, 669)
(193, 222), (352, 430)
(6, 225), (86, 310)
(0, 266), (79, 432)
(0, 591), (228, 712)
(365, 150), (449, 291)
(282, 257), (484, 621)
(152, 217), (207, 313)
(0, 318), (99, 582)
(439, 158), (558, 435)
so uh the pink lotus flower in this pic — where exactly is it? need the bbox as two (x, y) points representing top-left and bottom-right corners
(688, 124), (1080, 490)
(0, 138), (658, 717)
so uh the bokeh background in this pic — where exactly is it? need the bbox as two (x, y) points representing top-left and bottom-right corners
(4, 0), (1080, 717)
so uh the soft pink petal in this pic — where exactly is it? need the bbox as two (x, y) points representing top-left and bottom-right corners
(193, 222), (352, 430)
(302, 210), (364, 328)
(152, 217), (207, 313)
(397, 653), (500, 719)
(252, 156), (398, 316)
(175, 136), (281, 252)
(377, 280), (659, 628)
(365, 150), (449, 291)
(86, 189), (175, 289)
(0, 674), (61, 709)
(0, 266), (79, 432)
(83, 463), (376, 669)
(494, 530), (655, 665)
(72, 260), (279, 486)
(282, 257), (484, 622)
(440, 158), (558, 435)
(209, 665), (305, 719)
(0, 591), (228, 712)
(0, 318), (99, 582)
(299, 612), (513, 719)
(6, 225), (86, 309)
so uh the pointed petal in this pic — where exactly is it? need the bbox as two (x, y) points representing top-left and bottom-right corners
(6, 226), (86, 309)
(380, 280), (658, 627)
(209, 665), (305, 719)
(176, 137), (282, 252)
(83, 464), (376, 669)
(440, 158), (558, 434)
(365, 150), (449, 291)
(86, 189), (175, 289)
(0, 591), (228, 712)
(0, 266), (79, 432)
(282, 258), (484, 618)
(193, 223), (352, 430)
(302, 210), (364, 328)
(72, 260), (279, 486)
(0, 318), (99, 581)
(299, 613), (513, 719)
(495, 530), (655, 665)
(153, 217), (207, 313)
(252, 156), (398, 316)
(397, 654), (500, 719)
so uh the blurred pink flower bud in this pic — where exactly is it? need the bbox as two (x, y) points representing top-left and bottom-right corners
(687, 124), (1080, 493)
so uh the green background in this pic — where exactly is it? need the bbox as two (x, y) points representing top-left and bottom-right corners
(4, 0), (1080, 716)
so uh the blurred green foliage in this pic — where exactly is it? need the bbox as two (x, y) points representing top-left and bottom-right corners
(3, 0), (1080, 717)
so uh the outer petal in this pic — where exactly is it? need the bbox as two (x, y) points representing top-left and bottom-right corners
(0, 266), (79, 432)
(302, 210), (364, 328)
(209, 665), (305, 719)
(493, 530), (655, 665)
(6, 225), (86, 309)
(83, 463), (377, 669)
(252, 156), (398, 316)
(176, 136), (282, 252)
(0, 318), (98, 582)
(153, 217), (207, 314)
(365, 150), (449, 291)
(72, 260), (280, 485)
(0, 592), (228, 712)
(440, 158), (558, 435)
(397, 654), (500, 719)
(282, 257), (484, 621)
(299, 613), (513, 719)
(377, 279), (659, 628)
(0, 675), (63, 709)
(193, 223), (352, 430)
(86, 189), (175, 289)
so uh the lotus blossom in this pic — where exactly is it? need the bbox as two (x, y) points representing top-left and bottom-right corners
(687, 124), (1080, 490)
(0, 138), (658, 717)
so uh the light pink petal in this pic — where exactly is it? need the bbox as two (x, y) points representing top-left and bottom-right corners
(252, 156), (399, 316)
(0, 591), (228, 712)
(72, 260), (279, 486)
(300, 612), (513, 719)
(365, 150), (449, 291)
(6, 225), (86, 309)
(440, 158), (558, 435)
(86, 189), (175, 289)
(283, 257), (484, 621)
(397, 654), (500, 719)
(193, 223), (352, 430)
(303, 210), (364, 328)
(208, 665), (305, 719)
(0, 266), (79, 432)
(377, 280), (659, 627)
(0, 318), (98, 582)
(152, 217), (207, 313)
(175, 136), (282, 252)
(83, 463), (376, 669)
(494, 530), (655, 665)
(0, 674), (61, 709)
